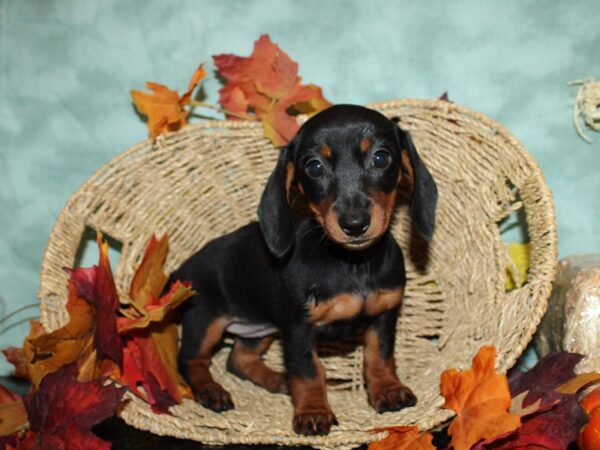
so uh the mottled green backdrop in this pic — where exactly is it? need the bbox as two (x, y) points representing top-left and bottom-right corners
(0, 0), (599, 375)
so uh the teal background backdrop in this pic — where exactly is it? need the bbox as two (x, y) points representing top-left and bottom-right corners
(0, 0), (599, 375)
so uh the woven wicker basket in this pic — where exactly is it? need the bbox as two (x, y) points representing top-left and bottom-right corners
(38, 99), (557, 449)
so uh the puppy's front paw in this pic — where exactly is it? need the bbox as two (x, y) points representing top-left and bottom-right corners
(196, 382), (234, 412)
(293, 411), (338, 435)
(369, 384), (417, 413)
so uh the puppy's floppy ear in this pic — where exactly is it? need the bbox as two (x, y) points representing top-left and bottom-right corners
(257, 143), (296, 258)
(395, 125), (438, 241)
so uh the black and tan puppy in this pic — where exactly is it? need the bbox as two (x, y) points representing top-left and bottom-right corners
(172, 104), (438, 435)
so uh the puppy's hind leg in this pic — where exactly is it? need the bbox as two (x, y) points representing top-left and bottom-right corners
(227, 336), (288, 394)
(178, 300), (233, 412)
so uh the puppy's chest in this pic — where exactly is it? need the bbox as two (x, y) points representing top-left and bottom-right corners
(307, 286), (404, 326)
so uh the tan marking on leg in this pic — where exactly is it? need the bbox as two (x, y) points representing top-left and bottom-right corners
(228, 336), (287, 394)
(290, 352), (337, 435)
(365, 288), (404, 316)
(308, 293), (363, 325)
(186, 317), (234, 410)
(363, 328), (416, 413)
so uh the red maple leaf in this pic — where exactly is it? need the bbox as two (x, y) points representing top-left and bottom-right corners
(66, 234), (123, 368)
(22, 364), (125, 450)
(478, 352), (588, 449)
(121, 336), (178, 414)
(214, 34), (331, 147)
(118, 235), (194, 413)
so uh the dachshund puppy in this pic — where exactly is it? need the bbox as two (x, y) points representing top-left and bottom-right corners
(172, 104), (438, 435)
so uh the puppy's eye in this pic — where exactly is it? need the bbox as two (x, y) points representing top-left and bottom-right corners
(305, 159), (325, 178)
(372, 150), (391, 169)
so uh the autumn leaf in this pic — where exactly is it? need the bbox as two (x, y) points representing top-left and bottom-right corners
(440, 346), (520, 450)
(121, 336), (179, 413)
(22, 364), (125, 450)
(474, 390), (563, 449)
(0, 385), (20, 405)
(214, 34), (331, 147)
(66, 233), (123, 369)
(554, 372), (600, 394)
(2, 347), (29, 380)
(481, 393), (585, 450)
(0, 385), (28, 439)
(118, 234), (195, 412)
(132, 64), (206, 139)
(507, 388), (560, 416)
(21, 284), (96, 389)
(118, 282), (193, 332)
(118, 235), (194, 332)
(15, 234), (124, 389)
(509, 391), (545, 417)
(508, 352), (583, 400)
(479, 352), (588, 449)
(439, 92), (451, 102)
(7, 235), (119, 388)
(505, 243), (530, 290)
(369, 426), (435, 450)
(4, 429), (34, 449)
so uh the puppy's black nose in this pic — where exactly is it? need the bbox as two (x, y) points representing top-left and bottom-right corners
(339, 213), (370, 237)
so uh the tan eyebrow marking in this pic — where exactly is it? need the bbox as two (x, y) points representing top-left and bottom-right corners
(319, 144), (332, 158)
(360, 138), (372, 153)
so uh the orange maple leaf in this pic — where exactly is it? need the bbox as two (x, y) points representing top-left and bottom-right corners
(131, 64), (206, 139)
(369, 426), (435, 450)
(214, 34), (331, 147)
(21, 287), (99, 388)
(16, 235), (124, 389)
(440, 346), (521, 450)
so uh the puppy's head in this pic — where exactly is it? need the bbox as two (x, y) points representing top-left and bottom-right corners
(258, 104), (438, 258)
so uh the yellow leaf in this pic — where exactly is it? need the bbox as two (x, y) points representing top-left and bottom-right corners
(505, 243), (530, 290)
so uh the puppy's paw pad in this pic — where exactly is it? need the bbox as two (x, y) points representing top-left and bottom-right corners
(293, 412), (338, 435)
(371, 385), (417, 413)
(196, 383), (234, 412)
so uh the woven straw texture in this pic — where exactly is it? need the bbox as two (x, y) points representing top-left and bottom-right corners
(38, 99), (557, 449)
